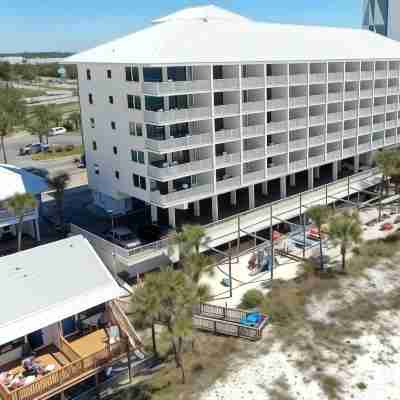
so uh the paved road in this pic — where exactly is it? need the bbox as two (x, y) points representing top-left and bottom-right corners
(27, 96), (79, 107)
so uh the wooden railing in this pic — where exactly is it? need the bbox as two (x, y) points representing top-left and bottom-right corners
(59, 337), (80, 361)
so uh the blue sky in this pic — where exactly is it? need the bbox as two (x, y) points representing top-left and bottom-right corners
(2, 0), (363, 53)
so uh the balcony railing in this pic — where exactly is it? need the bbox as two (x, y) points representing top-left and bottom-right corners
(267, 98), (288, 109)
(144, 107), (210, 124)
(358, 142), (371, 153)
(214, 103), (240, 116)
(215, 152), (241, 167)
(327, 112), (343, 122)
(386, 103), (397, 112)
(143, 80), (210, 95)
(345, 71), (360, 81)
(359, 107), (372, 117)
(267, 142), (288, 156)
(243, 148), (265, 161)
(309, 94), (326, 105)
(213, 78), (239, 90)
(386, 119), (398, 128)
(242, 124), (265, 138)
(372, 138), (385, 148)
(148, 159), (212, 180)
(309, 135), (324, 146)
(373, 121), (385, 130)
(343, 146), (356, 157)
(145, 133), (212, 152)
(243, 169), (265, 184)
(343, 128), (357, 139)
(359, 125), (372, 135)
(326, 150), (341, 161)
(289, 96), (307, 107)
(267, 121), (288, 133)
(215, 128), (241, 143)
(217, 176), (241, 192)
(309, 115), (325, 125)
(328, 72), (344, 82)
(375, 70), (387, 79)
(241, 77), (265, 89)
(268, 164), (288, 179)
(289, 138), (307, 150)
(308, 154), (325, 166)
(326, 132), (341, 142)
(289, 117), (307, 129)
(289, 73), (307, 85)
(267, 75), (288, 86)
(373, 105), (385, 114)
(360, 89), (373, 98)
(151, 184), (213, 206)
(328, 92), (343, 102)
(242, 100), (264, 113)
(374, 88), (386, 96)
(361, 71), (373, 80)
(345, 90), (358, 100)
(289, 159), (307, 172)
(385, 135), (396, 145)
(343, 109), (357, 119)
(388, 70), (398, 78)
(388, 86), (398, 94)
(0, 208), (37, 225)
(309, 73), (326, 84)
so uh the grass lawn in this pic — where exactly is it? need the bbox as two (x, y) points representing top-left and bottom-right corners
(32, 144), (83, 160)
(0, 87), (46, 98)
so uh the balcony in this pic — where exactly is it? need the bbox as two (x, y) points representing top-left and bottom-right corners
(268, 164), (288, 179)
(345, 72), (360, 81)
(143, 80), (210, 95)
(215, 128), (241, 143)
(326, 132), (341, 142)
(326, 150), (341, 161)
(289, 96), (307, 107)
(290, 138), (307, 150)
(243, 148), (265, 161)
(309, 73), (326, 84)
(289, 159), (307, 172)
(386, 103), (397, 112)
(241, 77), (265, 89)
(375, 70), (387, 79)
(213, 78), (239, 90)
(215, 152), (241, 167)
(386, 135), (396, 145)
(309, 135), (324, 146)
(151, 183), (213, 206)
(343, 146), (356, 157)
(308, 154), (325, 166)
(267, 75), (288, 86)
(328, 72), (344, 82)
(267, 142), (288, 156)
(386, 119), (398, 128)
(345, 90), (358, 100)
(144, 107), (210, 124)
(289, 73), (307, 85)
(328, 92), (343, 102)
(289, 117), (307, 129)
(145, 133), (212, 152)
(243, 169), (265, 184)
(343, 109), (357, 119)
(214, 103), (240, 116)
(267, 98), (288, 110)
(361, 71), (373, 80)
(343, 128), (357, 139)
(242, 100), (264, 113)
(309, 115), (325, 125)
(309, 94), (326, 105)
(242, 125), (265, 138)
(388, 70), (398, 78)
(217, 176), (241, 193)
(388, 86), (399, 95)
(374, 88), (386, 96)
(360, 89), (373, 98)
(148, 159), (212, 180)
(373, 105), (385, 114)
(327, 112), (343, 122)
(373, 122), (385, 131)
(359, 107), (372, 117)
(372, 138), (385, 148)
(358, 142), (371, 153)
(359, 125), (372, 135)
(267, 121), (288, 133)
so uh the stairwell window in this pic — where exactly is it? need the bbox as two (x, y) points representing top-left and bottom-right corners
(89, 93), (93, 104)
(107, 69), (112, 79)
(90, 118), (95, 128)
(109, 95), (114, 104)
(111, 121), (116, 130)
(92, 141), (97, 150)
(113, 146), (118, 155)
(86, 69), (91, 80)
(115, 170), (120, 179)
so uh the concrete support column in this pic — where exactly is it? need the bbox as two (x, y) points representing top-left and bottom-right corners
(230, 190), (237, 206)
(338, 160), (342, 173)
(332, 161), (338, 181)
(289, 174), (296, 187)
(314, 166), (320, 179)
(308, 168), (314, 190)
(280, 176), (287, 199)
(261, 182), (268, 196)
(151, 205), (158, 223)
(168, 207), (176, 228)
(194, 201), (200, 217)
(212, 196), (219, 222)
(249, 185), (255, 209)
(35, 219), (41, 242)
(354, 155), (360, 172)
(366, 151), (374, 167)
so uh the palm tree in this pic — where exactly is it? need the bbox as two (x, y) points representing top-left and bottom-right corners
(0, 88), (26, 163)
(31, 105), (57, 144)
(306, 205), (333, 271)
(375, 150), (397, 196)
(328, 210), (362, 272)
(6, 193), (37, 251)
(46, 171), (70, 229)
(172, 224), (207, 256)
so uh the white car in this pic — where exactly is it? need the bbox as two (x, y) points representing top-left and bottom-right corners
(48, 127), (67, 136)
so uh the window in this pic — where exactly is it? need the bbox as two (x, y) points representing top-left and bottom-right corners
(138, 151), (145, 164)
(86, 69), (91, 80)
(94, 164), (99, 175)
(109, 95), (114, 104)
(89, 93), (93, 104)
(111, 121), (116, 130)
(133, 174), (139, 187)
(90, 118), (95, 128)
(127, 95), (141, 110)
(92, 141), (97, 150)
(136, 123), (143, 136)
(113, 146), (118, 155)
(131, 150), (138, 162)
(107, 69), (112, 79)
(115, 170), (120, 179)
(129, 122), (143, 136)
(126, 66), (139, 82)
(135, 96), (141, 110)
(131, 150), (144, 164)
(140, 176), (146, 190)
(132, 174), (146, 190)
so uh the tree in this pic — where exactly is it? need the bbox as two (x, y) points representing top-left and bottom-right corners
(48, 105), (64, 127)
(46, 171), (70, 229)
(328, 210), (362, 272)
(69, 111), (81, 131)
(0, 88), (26, 163)
(6, 193), (37, 251)
(172, 224), (207, 256)
(375, 150), (398, 196)
(306, 205), (333, 271)
(30, 104), (58, 144)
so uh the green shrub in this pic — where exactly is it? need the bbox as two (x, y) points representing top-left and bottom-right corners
(63, 120), (74, 131)
(64, 144), (74, 152)
(54, 145), (63, 153)
(240, 289), (264, 309)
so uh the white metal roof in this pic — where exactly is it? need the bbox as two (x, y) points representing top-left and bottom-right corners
(0, 235), (125, 346)
(0, 164), (48, 202)
(66, 5), (400, 65)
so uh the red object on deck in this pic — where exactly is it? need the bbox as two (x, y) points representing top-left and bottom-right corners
(382, 223), (394, 231)
(308, 226), (319, 236)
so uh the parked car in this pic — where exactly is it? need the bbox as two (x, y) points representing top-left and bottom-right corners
(105, 227), (142, 249)
(19, 143), (49, 155)
(48, 127), (67, 136)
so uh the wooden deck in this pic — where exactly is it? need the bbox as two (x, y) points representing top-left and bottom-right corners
(68, 329), (108, 358)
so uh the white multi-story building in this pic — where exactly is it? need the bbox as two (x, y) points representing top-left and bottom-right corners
(68, 5), (400, 228)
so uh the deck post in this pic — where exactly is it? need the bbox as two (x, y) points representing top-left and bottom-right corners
(228, 241), (233, 298)
(300, 194), (306, 258)
(347, 176), (350, 200)
(237, 215), (241, 261)
(270, 205), (274, 280)
(127, 339), (132, 382)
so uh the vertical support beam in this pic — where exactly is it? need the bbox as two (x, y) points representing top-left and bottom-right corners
(280, 176), (287, 199)
(308, 168), (314, 190)
(228, 241), (232, 298)
(332, 161), (338, 181)
(230, 190), (237, 206)
(249, 184), (255, 209)
(212, 195), (219, 222)
(237, 215), (241, 259)
(168, 207), (176, 228)
(314, 166), (320, 179)
(194, 201), (200, 217)
(300, 194), (306, 258)
(269, 205), (274, 280)
(354, 155), (360, 172)
(289, 173), (296, 187)
(35, 219), (41, 242)
(261, 181), (268, 196)
(151, 205), (158, 223)
(338, 160), (342, 173)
